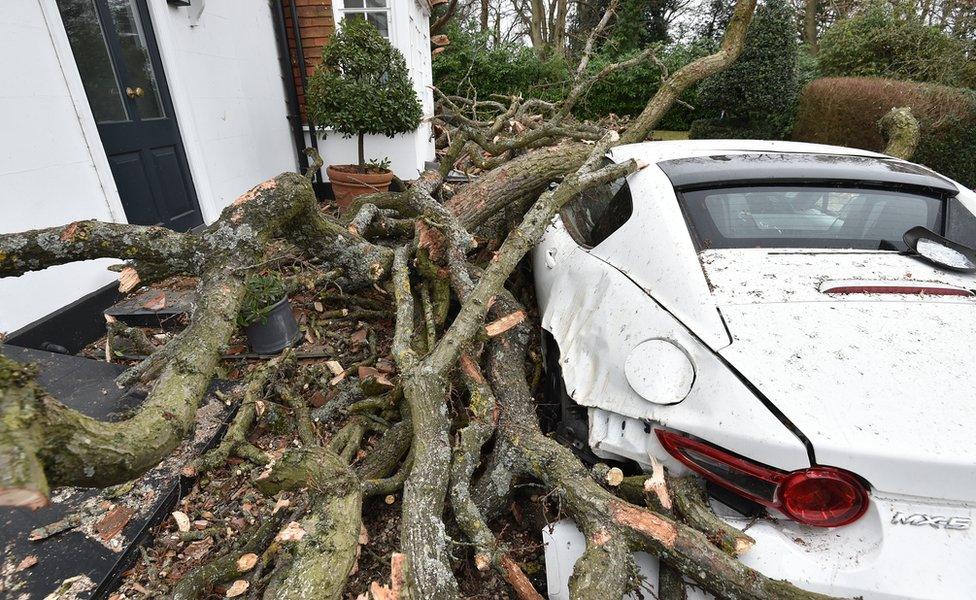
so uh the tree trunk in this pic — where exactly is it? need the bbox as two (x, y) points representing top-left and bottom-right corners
(480, 0), (489, 33)
(358, 132), (366, 170)
(804, 0), (819, 53)
(529, 0), (547, 54)
(552, 0), (569, 57)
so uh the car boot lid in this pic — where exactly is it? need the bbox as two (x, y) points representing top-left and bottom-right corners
(704, 249), (976, 502)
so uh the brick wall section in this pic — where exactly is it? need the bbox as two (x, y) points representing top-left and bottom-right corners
(282, 0), (335, 122)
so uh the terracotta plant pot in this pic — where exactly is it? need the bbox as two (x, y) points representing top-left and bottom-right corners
(327, 164), (395, 210)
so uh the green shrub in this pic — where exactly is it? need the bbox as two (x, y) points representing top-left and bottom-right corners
(432, 25), (570, 103)
(792, 77), (976, 189)
(307, 19), (423, 170)
(574, 42), (713, 130)
(433, 25), (710, 130)
(818, 2), (976, 88)
(688, 117), (774, 140)
(696, 0), (799, 139)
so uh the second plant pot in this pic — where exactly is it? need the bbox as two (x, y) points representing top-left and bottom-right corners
(327, 164), (395, 210)
(244, 296), (301, 355)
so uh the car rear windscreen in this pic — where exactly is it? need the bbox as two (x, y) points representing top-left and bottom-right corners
(679, 186), (946, 250)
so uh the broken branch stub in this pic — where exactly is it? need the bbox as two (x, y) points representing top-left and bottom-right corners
(880, 107), (920, 160)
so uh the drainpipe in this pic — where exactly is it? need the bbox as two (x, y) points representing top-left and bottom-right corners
(286, 0), (323, 182)
(270, 0), (323, 183)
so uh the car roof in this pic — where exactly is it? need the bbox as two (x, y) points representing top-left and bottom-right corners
(658, 152), (958, 195)
(608, 140), (959, 195)
(609, 139), (888, 162)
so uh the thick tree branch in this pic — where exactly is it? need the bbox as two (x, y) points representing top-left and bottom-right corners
(449, 353), (500, 570)
(0, 220), (196, 280)
(429, 133), (637, 374)
(620, 0), (758, 144)
(0, 173), (384, 505)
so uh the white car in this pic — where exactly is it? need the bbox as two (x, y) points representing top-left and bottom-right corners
(533, 140), (976, 600)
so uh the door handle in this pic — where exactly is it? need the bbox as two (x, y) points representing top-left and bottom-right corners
(126, 86), (145, 99)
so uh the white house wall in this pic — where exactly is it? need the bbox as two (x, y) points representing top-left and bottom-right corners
(0, 1), (121, 334)
(147, 0), (297, 221)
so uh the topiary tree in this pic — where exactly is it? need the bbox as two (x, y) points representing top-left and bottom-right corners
(306, 19), (423, 172)
(817, 1), (976, 88)
(694, 0), (799, 139)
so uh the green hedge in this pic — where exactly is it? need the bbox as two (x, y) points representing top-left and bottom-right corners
(792, 77), (976, 189)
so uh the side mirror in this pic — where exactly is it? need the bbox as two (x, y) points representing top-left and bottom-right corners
(902, 226), (976, 272)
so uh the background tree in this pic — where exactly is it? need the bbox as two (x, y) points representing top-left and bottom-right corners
(509, 0), (570, 56)
(570, 0), (695, 54)
(817, 1), (976, 87)
(694, 0), (800, 138)
(804, 0), (819, 51)
(306, 19), (423, 171)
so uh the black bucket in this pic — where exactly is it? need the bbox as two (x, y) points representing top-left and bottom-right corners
(244, 296), (301, 354)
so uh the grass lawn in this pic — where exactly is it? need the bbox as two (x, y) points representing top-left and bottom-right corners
(651, 130), (690, 140)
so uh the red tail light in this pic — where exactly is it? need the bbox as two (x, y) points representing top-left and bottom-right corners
(656, 429), (868, 527)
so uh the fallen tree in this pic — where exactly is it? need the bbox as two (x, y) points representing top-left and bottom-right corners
(0, 0), (849, 597)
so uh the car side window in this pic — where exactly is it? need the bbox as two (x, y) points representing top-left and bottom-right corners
(946, 196), (976, 247)
(560, 171), (633, 248)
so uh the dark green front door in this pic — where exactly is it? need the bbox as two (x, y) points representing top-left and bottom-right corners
(57, 0), (202, 231)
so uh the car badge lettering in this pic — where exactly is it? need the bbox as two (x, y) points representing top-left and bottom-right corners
(891, 512), (972, 530)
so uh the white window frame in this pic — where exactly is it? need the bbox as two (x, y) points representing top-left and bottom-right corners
(332, 1), (396, 45)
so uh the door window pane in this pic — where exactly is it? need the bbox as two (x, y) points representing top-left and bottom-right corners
(106, 0), (164, 119)
(56, 0), (127, 123)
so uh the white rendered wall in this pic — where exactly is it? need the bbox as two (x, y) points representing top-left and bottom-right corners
(1, 0), (296, 334)
(319, 0), (434, 180)
(0, 1), (122, 334)
(147, 0), (297, 221)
